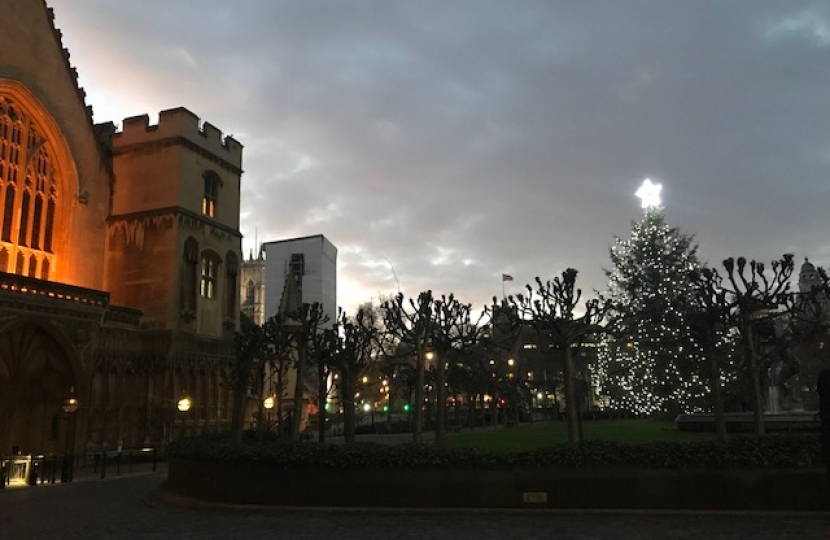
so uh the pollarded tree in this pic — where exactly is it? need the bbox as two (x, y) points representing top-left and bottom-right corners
(596, 208), (707, 414)
(284, 302), (329, 441)
(720, 255), (795, 435)
(429, 294), (486, 447)
(382, 292), (435, 444)
(382, 291), (485, 446)
(262, 313), (296, 436)
(686, 267), (735, 442)
(331, 307), (380, 443)
(510, 269), (606, 444)
(309, 325), (339, 444)
(231, 313), (266, 441)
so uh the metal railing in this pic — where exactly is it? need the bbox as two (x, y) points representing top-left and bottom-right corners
(0, 448), (164, 488)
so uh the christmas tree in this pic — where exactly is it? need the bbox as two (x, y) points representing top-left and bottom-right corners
(594, 180), (709, 414)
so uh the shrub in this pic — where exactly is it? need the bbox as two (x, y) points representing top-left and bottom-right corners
(167, 433), (822, 471)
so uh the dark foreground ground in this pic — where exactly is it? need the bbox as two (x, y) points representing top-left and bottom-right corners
(1, 471), (829, 540)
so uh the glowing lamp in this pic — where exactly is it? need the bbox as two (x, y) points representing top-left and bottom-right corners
(62, 387), (79, 414)
(177, 397), (192, 412)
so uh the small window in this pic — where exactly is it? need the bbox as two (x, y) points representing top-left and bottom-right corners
(202, 171), (221, 218)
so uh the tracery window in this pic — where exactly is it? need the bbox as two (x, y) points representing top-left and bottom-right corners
(200, 252), (220, 299)
(0, 96), (59, 278)
(245, 279), (255, 304)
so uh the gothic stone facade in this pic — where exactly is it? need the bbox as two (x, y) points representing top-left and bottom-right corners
(0, 0), (242, 456)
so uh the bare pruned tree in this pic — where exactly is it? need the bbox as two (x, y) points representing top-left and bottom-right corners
(510, 269), (607, 444)
(720, 255), (795, 435)
(331, 307), (380, 443)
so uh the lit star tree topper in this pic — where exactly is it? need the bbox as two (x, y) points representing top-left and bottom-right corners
(635, 178), (662, 209)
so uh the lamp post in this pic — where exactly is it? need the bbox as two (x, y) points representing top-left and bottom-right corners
(263, 395), (275, 433)
(176, 395), (191, 440)
(61, 387), (79, 483)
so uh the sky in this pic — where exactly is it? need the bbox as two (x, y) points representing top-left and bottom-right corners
(52, 1), (830, 314)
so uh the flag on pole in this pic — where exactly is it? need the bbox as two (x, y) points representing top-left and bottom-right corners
(502, 274), (514, 282)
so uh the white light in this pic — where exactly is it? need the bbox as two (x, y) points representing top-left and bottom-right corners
(635, 178), (662, 209)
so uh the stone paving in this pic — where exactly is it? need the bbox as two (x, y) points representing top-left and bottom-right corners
(1, 472), (829, 540)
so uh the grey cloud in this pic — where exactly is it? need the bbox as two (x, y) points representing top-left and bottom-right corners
(55, 0), (830, 312)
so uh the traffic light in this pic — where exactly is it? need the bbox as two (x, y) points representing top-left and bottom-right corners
(403, 403), (411, 412)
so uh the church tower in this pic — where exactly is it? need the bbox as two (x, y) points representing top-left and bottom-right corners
(104, 109), (243, 336)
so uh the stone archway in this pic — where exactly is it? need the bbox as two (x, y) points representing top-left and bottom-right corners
(0, 320), (79, 456)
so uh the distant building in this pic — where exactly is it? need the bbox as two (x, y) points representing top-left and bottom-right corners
(263, 235), (337, 322)
(240, 248), (266, 325)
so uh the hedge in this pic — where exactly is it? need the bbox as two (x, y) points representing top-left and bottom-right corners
(166, 433), (822, 471)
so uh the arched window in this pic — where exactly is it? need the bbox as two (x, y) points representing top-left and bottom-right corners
(200, 251), (220, 299)
(27, 253), (37, 277)
(201, 171), (222, 218)
(245, 279), (255, 304)
(0, 96), (60, 277)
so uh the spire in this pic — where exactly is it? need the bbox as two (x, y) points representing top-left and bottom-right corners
(278, 269), (303, 316)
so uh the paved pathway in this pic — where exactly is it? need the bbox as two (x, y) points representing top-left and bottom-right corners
(1, 472), (829, 540)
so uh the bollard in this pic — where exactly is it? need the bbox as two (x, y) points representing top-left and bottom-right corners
(27, 459), (38, 486)
(152, 447), (157, 472)
(100, 452), (106, 479)
(116, 452), (121, 476)
(50, 455), (57, 484)
(0, 458), (6, 489)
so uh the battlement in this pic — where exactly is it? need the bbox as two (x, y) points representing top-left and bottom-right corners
(112, 107), (242, 168)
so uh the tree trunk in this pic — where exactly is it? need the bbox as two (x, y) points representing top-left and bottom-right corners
(413, 342), (425, 444)
(705, 332), (727, 443)
(563, 347), (581, 443)
(230, 384), (247, 442)
(276, 364), (285, 438)
(344, 371), (356, 444)
(745, 325), (766, 436)
(491, 393), (499, 428)
(435, 353), (446, 447)
(317, 363), (327, 444)
(290, 342), (307, 441)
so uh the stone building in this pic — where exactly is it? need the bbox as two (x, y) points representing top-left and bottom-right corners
(0, 0), (243, 459)
(241, 248), (266, 326)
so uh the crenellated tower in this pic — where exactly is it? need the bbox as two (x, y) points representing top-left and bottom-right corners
(104, 107), (243, 336)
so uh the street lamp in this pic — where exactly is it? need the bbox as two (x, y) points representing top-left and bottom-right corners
(61, 386), (79, 483)
(263, 395), (275, 432)
(175, 394), (192, 440)
(176, 396), (191, 412)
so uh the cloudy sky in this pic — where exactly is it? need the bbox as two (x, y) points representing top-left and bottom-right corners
(53, 1), (830, 313)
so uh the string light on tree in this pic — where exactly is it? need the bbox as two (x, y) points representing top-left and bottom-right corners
(594, 180), (709, 415)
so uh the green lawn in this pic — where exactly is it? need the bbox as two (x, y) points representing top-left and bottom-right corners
(444, 419), (716, 452)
